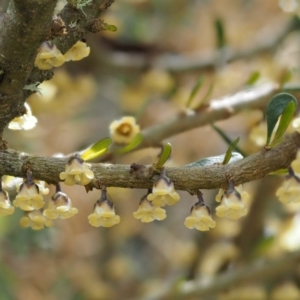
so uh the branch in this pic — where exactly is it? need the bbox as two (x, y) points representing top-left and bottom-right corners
(0, 0), (56, 134)
(1, 132), (299, 190)
(177, 250), (300, 298)
(139, 82), (278, 148)
(101, 18), (300, 72)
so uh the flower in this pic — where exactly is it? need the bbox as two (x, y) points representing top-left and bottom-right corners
(276, 176), (300, 203)
(184, 202), (216, 231)
(20, 210), (53, 230)
(60, 153), (94, 186)
(109, 116), (140, 144)
(249, 122), (267, 147)
(215, 182), (248, 219)
(64, 41), (90, 61)
(34, 42), (65, 70)
(8, 103), (37, 130)
(133, 197), (166, 223)
(147, 170), (180, 207)
(0, 190), (14, 216)
(13, 181), (45, 211)
(88, 198), (120, 228)
(43, 190), (78, 220)
(34, 180), (49, 195)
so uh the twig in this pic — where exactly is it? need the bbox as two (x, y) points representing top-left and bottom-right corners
(0, 132), (299, 190)
(100, 18), (300, 72)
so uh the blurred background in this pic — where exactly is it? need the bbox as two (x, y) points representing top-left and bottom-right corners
(1, 0), (300, 299)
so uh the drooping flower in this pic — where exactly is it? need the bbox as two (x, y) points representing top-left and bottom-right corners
(0, 181), (14, 216)
(20, 210), (53, 230)
(109, 116), (140, 144)
(133, 196), (166, 223)
(34, 42), (65, 70)
(88, 189), (120, 228)
(8, 103), (37, 130)
(276, 172), (300, 204)
(216, 181), (248, 219)
(60, 153), (94, 186)
(64, 41), (90, 61)
(184, 192), (216, 231)
(13, 172), (45, 211)
(43, 184), (78, 220)
(147, 170), (180, 207)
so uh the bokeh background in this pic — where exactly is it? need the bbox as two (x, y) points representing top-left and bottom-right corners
(1, 0), (300, 299)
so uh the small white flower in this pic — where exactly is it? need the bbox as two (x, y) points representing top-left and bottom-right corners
(13, 181), (45, 211)
(60, 153), (94, 186)
(276, 175), (300, 204)
(8, 103), (37, 130)
(64, 41), (90, 61)
(34, 42), (65, 70)
(216, 182), (248, 219)
(184, 202), (216, 231)
(20, 210), (52, 230)
(109, 116), (140, 144)
(147, 170), (180, 207)
(0, 190), (14, 216)
(88, 189), (120, 228)
(43, 190), (78, 220)
(133, 197), (166, 223)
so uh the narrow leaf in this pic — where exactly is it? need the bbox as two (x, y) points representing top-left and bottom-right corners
(215, 18), (226, 49)
(245, 71), (260, 86)
(185, 152), (243, 168)
(211, 124), (246, 157)
(195, 81), (214, 110)
(266, 93), (297, 146)
(186, 76), (205, 108)
(81, 137), (112, 161)
(156, 143), (172, 169)
(222, 137), (240, 165)
(114, 133), (143, 154)
(103, 23), (118, 32)
(271, 101), (297, 147)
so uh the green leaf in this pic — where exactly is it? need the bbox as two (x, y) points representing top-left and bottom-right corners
(211, 124), (246, 157)
(81, 137), (112, 161)
(114, 133), (143, 154)
(185, 152), (243, 168)
(215, 18), (226, 49)
(222, 137), (240, 165)
(245, 71), (260, 86)
(194, 81), (214, 110)
(156, 143), (172, 169)
(268, 168), (288, 175)
(266, 93), (298, 147)
(103, 23), (118, 32)
(186, 76), (205, 108)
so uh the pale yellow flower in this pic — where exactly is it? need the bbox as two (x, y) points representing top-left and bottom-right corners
(216, 184), (248, 219)
(88, 199), (120, 228)
(8, 103), (37, 130)
(20, 210), (52, 230)
(249, 122), (267, 147)
(64, 41), (90, 61)
(60, 153), (94, 186)
(13, 181), (45, 211)
(109, 116), (140, 144)
(184, 202), (216, 231)
(0, 190), (14, 216)
(147, 171), (180, 207)
(43, 191), (78, 220)
(276, 176), (300, 203)
(133, 198), (166, 223)
(34, 42), (65, 70)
